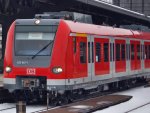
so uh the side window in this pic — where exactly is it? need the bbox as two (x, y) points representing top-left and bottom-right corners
(149, 45), (150, 59)
(96, 43), (101, 62)
(88, 42), (90, 63)
(73, 37), (76, 53)
(121, 44), (125, 60)
(131, 44), (134, 60)
(104, 43), (109, 62)
(116, 44), (120, 61)
(80, 42), (86, 63)
(137, 44), (140, 60)
(145, 45), (148, 59)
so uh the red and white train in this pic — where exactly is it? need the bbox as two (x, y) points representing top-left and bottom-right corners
(3, 12), (150, 102)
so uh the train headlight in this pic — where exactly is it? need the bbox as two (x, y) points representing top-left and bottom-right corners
(52, 67), (63, 74)
(5, 66), (12, 73)
(35, 19), (40, 24)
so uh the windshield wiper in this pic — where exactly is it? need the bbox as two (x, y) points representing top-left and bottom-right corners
(31, 41), (54, 59)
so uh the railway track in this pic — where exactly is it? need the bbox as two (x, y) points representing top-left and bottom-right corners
(0, 103), (16, 112)
(0, 104), (49, 113)
(31, 106), (60, 113)
(0, 107), (16, 112)
(124, 102), (150, 113)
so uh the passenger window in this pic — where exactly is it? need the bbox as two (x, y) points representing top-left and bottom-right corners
(121, 44), (125, 60)
(110, 43), (112, 62)
(131, 44), (134, 60)
(137, 45), (140, 60)
(116, 44), (120, 61)
(73, 37), (76, 53)
(95, 43), (101, 62)
(145, 45), (148, 59)
(149, 45), (150, 59)
(80, 42), (86, 63)
(88, 42), (90, 63)
(104, 43), (109, 62)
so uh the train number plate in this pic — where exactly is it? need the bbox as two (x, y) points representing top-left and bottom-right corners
(26, 68), (36, 75)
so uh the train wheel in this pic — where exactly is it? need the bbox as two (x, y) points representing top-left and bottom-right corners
(58, 95), (69, 105)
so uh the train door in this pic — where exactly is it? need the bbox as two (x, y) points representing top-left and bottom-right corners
(76, 36), (88, 79)
(115, 39), (126, 73)
(87, 36), (94, 81)
(141, 40), (144, 72)
(110, 38), (115, 75)
(144, 42), (150, 69)
(130, 40), (141, 71)
(94, 38), (110, 75)
(126, 39), (131, 75)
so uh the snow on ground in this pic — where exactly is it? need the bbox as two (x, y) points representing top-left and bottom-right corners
(0, 103), (15, 110)
(94, 86), (150, 113)
(0, 103), (47, 113)
(127, 104), (150, 113)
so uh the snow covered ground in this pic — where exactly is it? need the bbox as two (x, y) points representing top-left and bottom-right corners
(0, 103), (47, 113)
(94, 86), (150, 113)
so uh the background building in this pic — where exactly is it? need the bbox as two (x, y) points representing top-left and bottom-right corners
(113, 0), (150, 16)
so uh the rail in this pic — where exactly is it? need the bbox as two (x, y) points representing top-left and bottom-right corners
(124, 102), (150, 113)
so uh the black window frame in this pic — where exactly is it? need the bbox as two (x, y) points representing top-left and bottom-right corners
(104, 43), (109, 62)
(145, 45), (148, 60)
(121, 44), (125, 60)
(80, 42), (87, 63)
(73, 37), (76, 53)
(95, 42), (101, 62)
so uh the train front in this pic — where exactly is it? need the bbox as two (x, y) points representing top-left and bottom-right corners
(3, 19), (60, 101)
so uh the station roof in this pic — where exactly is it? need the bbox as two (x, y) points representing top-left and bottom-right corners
(72, 0), (150, 27)
(77, 0), (150, 22)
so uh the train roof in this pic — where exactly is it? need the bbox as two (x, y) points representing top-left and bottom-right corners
(63, 20), (150, 40)
(15, 19), (60, 26)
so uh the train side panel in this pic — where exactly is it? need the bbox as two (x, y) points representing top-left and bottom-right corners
(4, 22), (15, 79)
(48, 20), (71, 79)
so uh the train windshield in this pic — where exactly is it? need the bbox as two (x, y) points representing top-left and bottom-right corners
(15, 25), (57, 56)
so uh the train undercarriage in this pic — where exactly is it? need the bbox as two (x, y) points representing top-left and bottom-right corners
(0, 76), (147, 105)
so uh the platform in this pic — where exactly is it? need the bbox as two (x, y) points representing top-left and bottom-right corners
(41, 95), (132, 113)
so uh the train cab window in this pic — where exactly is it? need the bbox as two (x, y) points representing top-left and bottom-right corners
(104, 43), (109, 62)
(15, 25), (57, 56)
(96, 43), (101, 62)
(121, 44), (125, 60)
(137, 45), (140, 60)
(116, 44), (120, 61)
(131, 44), (135, 60)
(80, 42), (86, 63)
(73, 37), (76, 53)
